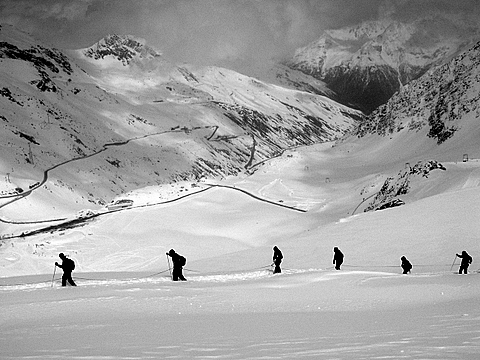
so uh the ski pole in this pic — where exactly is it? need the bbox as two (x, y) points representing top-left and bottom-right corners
(450, 255), (457, 271)
(51, 264), (57, 287)
(166, 253), (172, 280)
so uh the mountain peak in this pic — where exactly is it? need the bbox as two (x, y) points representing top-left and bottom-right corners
(325, 19), (394, 41)
(83, 34), (162, 65)
(286, 17), (477, 113)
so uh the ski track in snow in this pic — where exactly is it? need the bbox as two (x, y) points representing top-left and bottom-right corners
(2, 220), (480, 360)
(0, 268), (326, 291)
(1, 270), (480, 359)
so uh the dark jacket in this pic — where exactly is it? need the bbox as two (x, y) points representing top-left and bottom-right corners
(333, 248), (344, 264)
(273, 247), (283, 265)
(57, 258), (75, 273)
(457, 252), (472, 267)
(167, 250), (187, 281)
(401, 257), (412, 273)
(169, 252), (186, 269)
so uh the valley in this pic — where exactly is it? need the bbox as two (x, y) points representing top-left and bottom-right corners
(1, 5), (480, 358)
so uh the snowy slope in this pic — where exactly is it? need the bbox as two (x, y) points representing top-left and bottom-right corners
(0, 25), (361, 229)
(1, 106), (480, 358)
(1, 23), (479, 275)
(1, 27), (480, 358)
(1, 36), (480, 274)
(1, 269), (479, 359)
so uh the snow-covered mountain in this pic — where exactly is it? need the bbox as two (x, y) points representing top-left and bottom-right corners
(82, 34), (162, 65)
(336, 38), (480, 213)
(0, 24), (361, 226)
(285, 17), (478, 113)
(2, 21), (480, 266)
(2, 17), (480, 360)
(356, 39), (480, 148)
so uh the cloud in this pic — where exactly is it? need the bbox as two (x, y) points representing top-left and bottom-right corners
(41, 0), (92, 21)
(0, 0), (478, 74)
(377, 0), (480, 28)
(0, 0), (93, 22)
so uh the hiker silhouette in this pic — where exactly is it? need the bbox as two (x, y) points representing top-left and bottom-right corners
(400, 256), (412, 274)
(456, 250), (473, 274)
(55, 253), (77, 286)
(272, 246), (283, 274)
(166, 249), (187, 281)
(333, 247), (344, 270)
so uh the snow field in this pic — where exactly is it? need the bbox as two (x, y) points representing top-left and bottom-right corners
(1, 132), (480, 358)
(1, 268), (480, 359)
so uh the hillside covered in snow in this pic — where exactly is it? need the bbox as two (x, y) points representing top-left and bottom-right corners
(0, 24), (361, 230)
(0, 22), (478, 277)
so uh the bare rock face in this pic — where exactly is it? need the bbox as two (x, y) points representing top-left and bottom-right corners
(83, 34), (162, 65)
(356, 40), (480, 144)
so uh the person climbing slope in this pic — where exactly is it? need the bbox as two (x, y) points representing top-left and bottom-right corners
(166, 249), (187, 281)
(55, 253), (77, 286)
(272, 246), (283, 274)
(400, 256), (412, 274)
(456, 250), (473, 274)
(333, 247), (344, 270)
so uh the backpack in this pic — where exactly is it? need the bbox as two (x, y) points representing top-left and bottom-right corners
(65, 258), (75, 271)
(178, 255), (186, 267)
(402, 259), (412, 271)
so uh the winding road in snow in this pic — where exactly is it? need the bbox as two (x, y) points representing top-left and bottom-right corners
(0, 126), (216, 222)
(0, 125), (305, 238)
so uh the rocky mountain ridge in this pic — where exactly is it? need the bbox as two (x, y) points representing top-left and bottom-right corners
(355, 39), (480, 146)
(361, 160), (446, 212)
(82, 34), (162, 65)
(285, 17), (478, 113)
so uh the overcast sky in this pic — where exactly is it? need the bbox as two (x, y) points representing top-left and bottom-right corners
(1, 0), (479, 73)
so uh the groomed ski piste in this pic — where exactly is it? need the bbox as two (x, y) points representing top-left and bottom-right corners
(2, 130), (480, 358)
